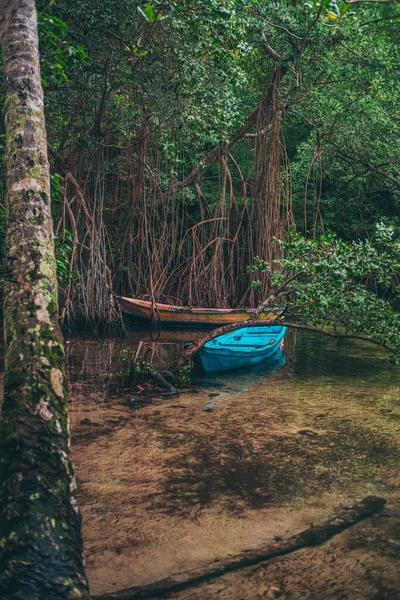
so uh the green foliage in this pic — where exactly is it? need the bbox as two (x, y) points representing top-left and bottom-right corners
(133, 360), (152, 375)
(247, 256), (270, 291)
(37, 0), (399, 233)
(137, 4), (167, 23)
(117, 349), (153, 386)
(38, 13), (88, 87)
(160, 365), (191, 387)
(175, 364), (192, 387)
(50, 173), (64, 202)
(54, 231), (75, 286)
(38, 0), (260, 155)
(0, 203), (6, 287)
(281, 1), (400, 237)
(21, 0), (399, 315)
(251, 224), (400, 358)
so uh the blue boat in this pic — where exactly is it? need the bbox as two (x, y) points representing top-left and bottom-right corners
(195, 325), (287, 373)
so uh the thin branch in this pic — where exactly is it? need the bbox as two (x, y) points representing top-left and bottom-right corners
(251, 11), (302, 40)
(164, 66), (287, 197)
(175, 318), (398, 370)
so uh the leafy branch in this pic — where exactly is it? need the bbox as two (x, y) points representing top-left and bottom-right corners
(176, 223), (400, 369)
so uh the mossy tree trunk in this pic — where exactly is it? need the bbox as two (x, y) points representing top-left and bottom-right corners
(0, 1), (89, 598)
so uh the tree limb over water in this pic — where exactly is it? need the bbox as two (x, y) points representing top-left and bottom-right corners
(176, 229), (400, 369)
(175, 319), (398, 371)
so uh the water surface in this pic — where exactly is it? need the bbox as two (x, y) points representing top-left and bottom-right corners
(67, 329), (400, 598)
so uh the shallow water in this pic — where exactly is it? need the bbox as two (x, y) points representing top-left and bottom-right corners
(67, 329), (400, 599)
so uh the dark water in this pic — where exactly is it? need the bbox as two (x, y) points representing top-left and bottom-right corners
(66, 328), (399, 413)
(66, 329), (400, 598)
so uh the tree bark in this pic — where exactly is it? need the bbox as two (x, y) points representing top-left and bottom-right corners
(167, 65), (287, 197)
(0, 1), (89, 598)
(175, 320), (398, 370)
(0, 0), (15, 41)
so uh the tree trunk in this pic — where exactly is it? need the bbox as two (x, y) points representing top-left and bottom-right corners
(0, 1), (89, 598)
(167, 65), (287, 197)
(0, 0), (15, 42)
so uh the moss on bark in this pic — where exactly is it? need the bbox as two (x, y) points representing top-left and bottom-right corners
(0, 2), (89, 598)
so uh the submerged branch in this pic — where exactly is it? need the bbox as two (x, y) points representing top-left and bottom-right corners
(147, 365), (178, 395)
(175, 318), (398, 370)
(93, 496), (386, 600)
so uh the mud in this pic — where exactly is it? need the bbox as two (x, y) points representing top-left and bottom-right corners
(67, 331), (400, 599)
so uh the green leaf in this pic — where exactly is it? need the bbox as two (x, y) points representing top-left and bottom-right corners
(137, 6), (150, 22)
(340, 2), (351, 16)
(144, 5), (155, 21)
(137, 4), (166, 24)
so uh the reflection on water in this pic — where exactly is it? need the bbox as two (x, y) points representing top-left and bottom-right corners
(66, 328), (400, 597)
(66, 328), (289, 388)
(201, 351), (286, 406)
(67, 325), (398, 392)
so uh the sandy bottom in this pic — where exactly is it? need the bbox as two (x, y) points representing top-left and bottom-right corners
(68, 333), (400, 599)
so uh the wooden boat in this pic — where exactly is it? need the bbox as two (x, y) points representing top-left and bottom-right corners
(116, 296), (284, 328)
(194, 325), (286, 373)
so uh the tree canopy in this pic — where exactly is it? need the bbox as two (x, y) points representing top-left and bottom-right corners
(0, 0), (399, 327)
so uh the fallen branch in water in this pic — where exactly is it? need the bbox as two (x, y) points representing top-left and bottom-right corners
(93, 495), (386, 600)
(147, 365), (178, 396)
(174, 278), (399, 370)
(174, 318), (398, 370)
(126, 342), (178, 396)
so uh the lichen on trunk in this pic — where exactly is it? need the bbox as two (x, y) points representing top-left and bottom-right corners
(0, 1), (89, 598)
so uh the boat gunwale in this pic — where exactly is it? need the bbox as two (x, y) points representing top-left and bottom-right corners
(117, 296), (283, 316)
(201, 326), (286, 358)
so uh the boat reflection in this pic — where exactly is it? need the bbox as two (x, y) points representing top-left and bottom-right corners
(200, 350), (286, 405)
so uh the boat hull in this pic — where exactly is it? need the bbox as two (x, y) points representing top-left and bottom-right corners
(195, 326), (287, 373)
(116, 296), (283, 328)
